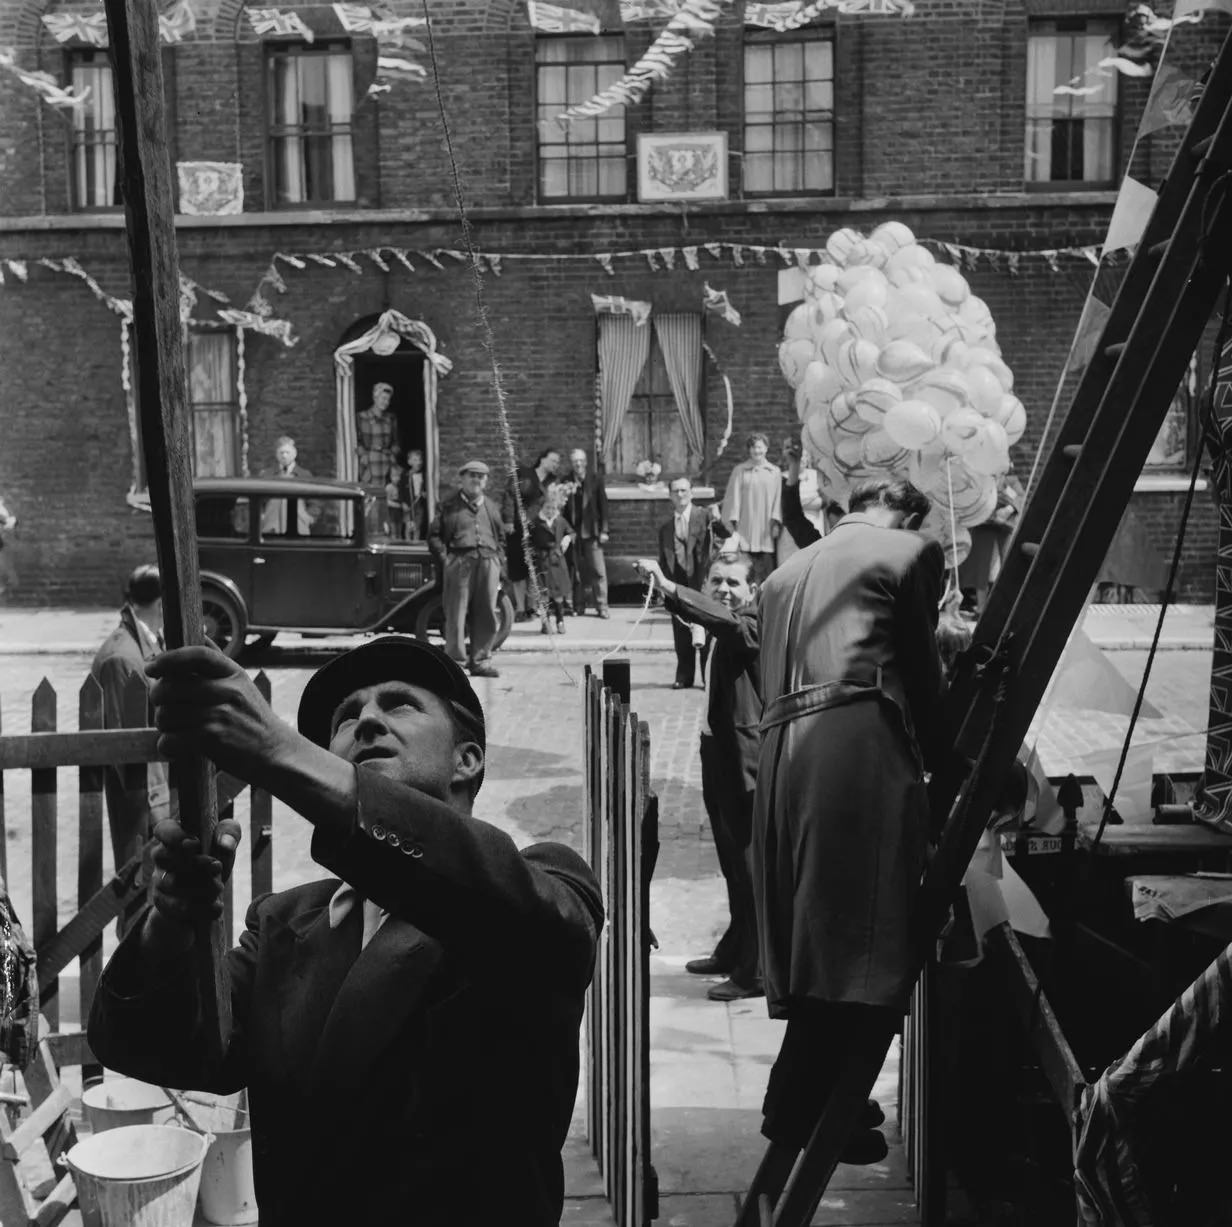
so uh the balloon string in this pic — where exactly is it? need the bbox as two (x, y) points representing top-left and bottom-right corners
(943, 455), (961, 605)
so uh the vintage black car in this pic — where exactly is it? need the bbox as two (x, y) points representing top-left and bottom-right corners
(194, 476), (513, 659)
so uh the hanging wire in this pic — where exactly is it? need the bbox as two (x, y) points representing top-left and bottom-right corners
(1089, 274), (1232, 849)
(418, 2), (661, 686)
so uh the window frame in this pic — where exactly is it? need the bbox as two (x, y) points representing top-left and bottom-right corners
(263, 39), (357, 209)
(1024, 16), (1121, 192)
(534, 32), (630, 204)
(65, 47), (120, 212)
(187, 327), (242, 478)
(741, 24), (837, 200)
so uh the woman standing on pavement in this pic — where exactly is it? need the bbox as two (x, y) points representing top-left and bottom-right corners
(722, 433), (783, 583)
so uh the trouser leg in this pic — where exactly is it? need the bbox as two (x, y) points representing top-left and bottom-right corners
(586, 540), (608, 611)
(468, 556), (501, 662)
(671, 616), (696, 686)
(762, 1000), (898, 1147)
(442, 554), (471, 663)
(700, 737), (738, 967)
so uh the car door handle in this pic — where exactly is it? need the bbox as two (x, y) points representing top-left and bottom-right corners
(253, 556), (266, 564)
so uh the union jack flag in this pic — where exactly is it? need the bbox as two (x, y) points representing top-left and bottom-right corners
(40, 12), (108, 45)
(246, 8), (314, 41)
(527, 2), (600, 32)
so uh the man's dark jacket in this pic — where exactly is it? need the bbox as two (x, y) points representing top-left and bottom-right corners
(665, 585), (762, 807)
(88, 770), (604, 1226)
(565, 472), (609, 540)
(657, 504), (713, 589)
(428, 489), (507, 564)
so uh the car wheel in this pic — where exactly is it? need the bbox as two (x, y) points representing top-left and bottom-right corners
(412, 590), (516, 653)
(202, 585), (248, 661)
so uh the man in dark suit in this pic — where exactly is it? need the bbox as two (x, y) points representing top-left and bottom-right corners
(90, 564), (170, 870)
(657, 476), (714, 689)
(637, 552), (762, 1002)
(564, 448), (610, 618)
(752, 477), (945, 1167)
(88, 636), (604, 1227)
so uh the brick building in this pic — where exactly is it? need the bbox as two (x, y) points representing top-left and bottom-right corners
(0, 0), (1226, 605)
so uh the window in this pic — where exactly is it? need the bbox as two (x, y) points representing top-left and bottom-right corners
(267, 44), (355, 205)
(260, 496), (348, 538)
(613, 337), (692, 476)
(69, 50), (118, 208)
(536, 35), (627, 200)
(188, 331), (240, 476)
(743, 32), (834, 196)
(197, 496), (251, 539)
(1025, 19), (1119, 186)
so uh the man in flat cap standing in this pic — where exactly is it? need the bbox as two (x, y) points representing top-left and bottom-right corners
(88, 635), (603, 1226)
(429, 460), (506, 679)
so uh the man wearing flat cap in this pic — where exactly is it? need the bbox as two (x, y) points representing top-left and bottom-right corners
(89, 636), (603, 1226)
(428, 460), (506, 679)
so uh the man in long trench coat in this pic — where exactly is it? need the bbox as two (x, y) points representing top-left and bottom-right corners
(751, 476), (945, 1159)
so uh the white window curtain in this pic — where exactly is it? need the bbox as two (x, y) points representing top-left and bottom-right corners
(327, 53), (355, 200)
(276, 59), (305, 202)
(653, 313), (704, 464)
(188, 331), (238, 477)
(598, 314), (651, 465)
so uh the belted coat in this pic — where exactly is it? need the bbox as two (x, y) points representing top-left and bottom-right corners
(88, 770), (604, 1226)
(752, 515), (944, 1016)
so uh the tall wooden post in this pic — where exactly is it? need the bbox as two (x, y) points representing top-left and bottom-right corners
(101, 0), (229, 1056)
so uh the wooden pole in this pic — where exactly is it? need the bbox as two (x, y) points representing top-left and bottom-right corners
(101, 0), (229, 1057)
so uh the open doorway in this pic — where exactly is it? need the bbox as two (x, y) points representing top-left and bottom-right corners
(333, 310), (453, 538)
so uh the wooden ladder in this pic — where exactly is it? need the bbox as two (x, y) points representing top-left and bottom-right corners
(737, 20), (1232, 1226)
(0, 1020), (79, 1226)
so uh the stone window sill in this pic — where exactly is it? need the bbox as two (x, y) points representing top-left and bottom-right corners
(606, 485), (716, 501)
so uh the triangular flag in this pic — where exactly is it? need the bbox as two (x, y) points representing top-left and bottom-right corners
(1065, 295), (1112, 377)
(1047, 626), (1162, 718)
(1083, 744), (1155, 824)
(1103, 176), (1157, 255)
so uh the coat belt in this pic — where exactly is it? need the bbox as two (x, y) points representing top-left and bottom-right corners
(759, 668), (884, 732)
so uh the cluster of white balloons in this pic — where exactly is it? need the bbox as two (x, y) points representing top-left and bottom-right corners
(779, 222), (1025, 565)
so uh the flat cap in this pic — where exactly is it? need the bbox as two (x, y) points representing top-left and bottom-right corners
(297, 635), (485, 751)
(458, 459), (490, 476)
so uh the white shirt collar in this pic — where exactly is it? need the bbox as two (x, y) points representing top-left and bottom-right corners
(328, 882), (389, 948)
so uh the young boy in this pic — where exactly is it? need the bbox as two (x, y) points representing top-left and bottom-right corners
(637, 552), (762, 1001)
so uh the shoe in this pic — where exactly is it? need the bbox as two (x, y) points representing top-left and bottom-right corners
(540, 621), (550, 635)
(707, 978), (764, 1002)
(839, 1128), (888, 1166)
(597, 608), (611, 619)
(556, 619), (565, 633)
(468, 662), (500, 678)
(861, 1100), (885, 1130)
(672, 681), (692, 690)
(685, 955), (730, 976)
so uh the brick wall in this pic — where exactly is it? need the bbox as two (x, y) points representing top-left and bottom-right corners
(0, 0), (1228, 603)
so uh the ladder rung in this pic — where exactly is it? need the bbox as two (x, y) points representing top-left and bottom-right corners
(1062, 444), (1082, 460)
(1194, 134), (1215, 158)
(1020, 542), (1041, 558)
(1147, 240), (1169, 258)
(1105, 342), (1127, 359)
